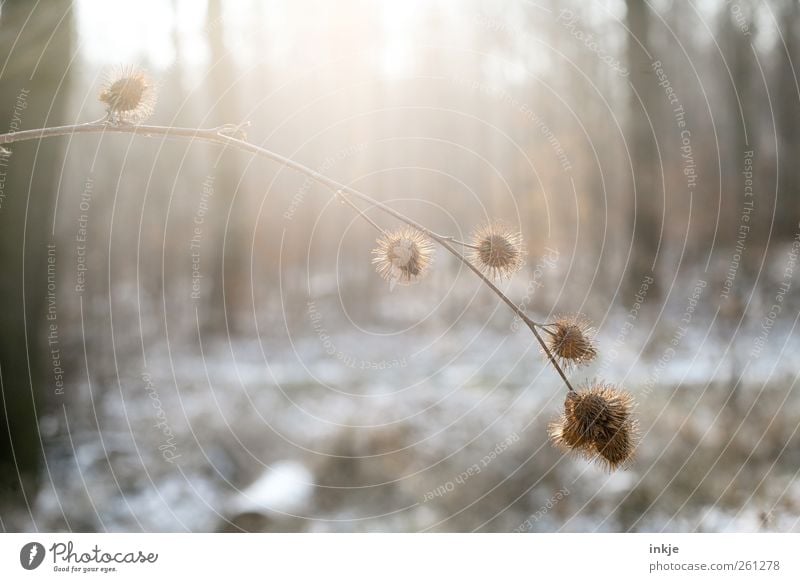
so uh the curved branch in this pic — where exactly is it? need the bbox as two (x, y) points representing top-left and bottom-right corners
(0, 120), (574, 391)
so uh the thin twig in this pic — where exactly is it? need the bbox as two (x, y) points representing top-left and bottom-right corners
(0, 120), (574, 391)
(441, 236), (480, 250)
(334, 190), (388, 236)
(530, 324), (575, 392)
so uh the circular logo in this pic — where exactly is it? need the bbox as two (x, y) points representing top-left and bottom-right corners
(19, 542), (45, 570)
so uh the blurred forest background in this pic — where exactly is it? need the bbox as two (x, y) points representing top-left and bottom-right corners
(2, 0), (800, 532)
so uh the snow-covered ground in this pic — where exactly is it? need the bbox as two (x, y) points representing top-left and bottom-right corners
(15, 289), (800, 532)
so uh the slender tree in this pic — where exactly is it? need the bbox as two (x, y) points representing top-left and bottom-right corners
(0, 0), (74, 516)
(625, 0), (661, 297)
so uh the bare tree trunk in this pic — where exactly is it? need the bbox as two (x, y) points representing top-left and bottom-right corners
(625, 0), (661, 297)
(776, 0), (800, 240)
(0, 0), (73, 521)
(204, 0), (248, 333)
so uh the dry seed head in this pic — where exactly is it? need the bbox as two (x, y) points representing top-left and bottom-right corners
(548, 413), (592, 453)
(469, 221), (525, 280)
(99, 67), (157, 124)
(545, 315), (597, 370)
(594, 418), (638, 471)
(372, 227), (434, 286)
(548, 382), (637, 471)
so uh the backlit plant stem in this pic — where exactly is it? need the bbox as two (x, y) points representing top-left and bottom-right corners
(0, 120), (575, 392)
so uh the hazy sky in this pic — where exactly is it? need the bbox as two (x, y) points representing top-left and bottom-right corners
(76, 0), (469, 76)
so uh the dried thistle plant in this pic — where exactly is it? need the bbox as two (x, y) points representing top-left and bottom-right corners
(99, 67), (157, 124)
(548, 382), (638, 470)
(372, 227), (435, 286)
(0, 65), (640, 473)
(469, 220), (525, 280)
(542, 315), (597, 370)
